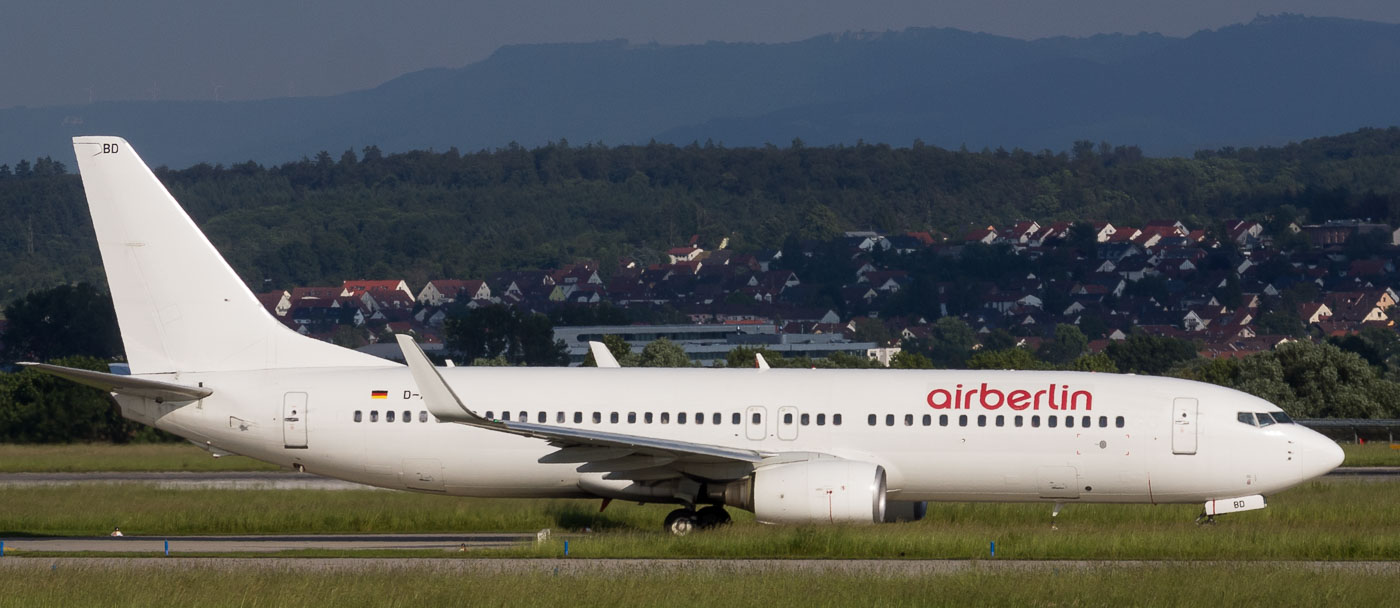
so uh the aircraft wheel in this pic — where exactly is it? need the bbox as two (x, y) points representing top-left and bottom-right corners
(664, 508), (698, 536)
(695, 505), (732, 529)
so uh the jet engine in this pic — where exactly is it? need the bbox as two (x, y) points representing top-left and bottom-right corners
(716, 460), (886, 524)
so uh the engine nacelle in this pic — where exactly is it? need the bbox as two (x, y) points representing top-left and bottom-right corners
(883, 500), (928, 523)
(721, 460), (887, 524)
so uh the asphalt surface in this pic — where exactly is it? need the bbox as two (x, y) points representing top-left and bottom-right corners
(0, 557), (1397, 574)
(0, 533), (535, 554)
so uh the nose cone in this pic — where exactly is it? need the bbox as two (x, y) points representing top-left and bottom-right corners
(1302, 434), (1345, 481)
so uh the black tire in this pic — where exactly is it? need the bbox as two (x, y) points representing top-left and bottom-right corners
(695, 505), (732, 528)
(663, 508), (698, 536)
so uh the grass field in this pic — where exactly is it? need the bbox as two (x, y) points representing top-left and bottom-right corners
(1341, 442), (1400, 466)
(0, 562), (1395, 607)
(0, 443), (280, 473)
(2, 440), (1397, 473)
(3, 479), (1398, 560)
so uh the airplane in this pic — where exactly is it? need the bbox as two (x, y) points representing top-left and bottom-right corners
(30, 136), (1344, 535)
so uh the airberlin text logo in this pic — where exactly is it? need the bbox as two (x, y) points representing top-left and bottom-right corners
(926, 383), (1092, 411)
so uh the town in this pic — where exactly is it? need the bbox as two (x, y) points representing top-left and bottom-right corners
(255, 216), (1399, 367)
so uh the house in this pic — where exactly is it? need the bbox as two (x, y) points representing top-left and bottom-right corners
(255, 290), (291, 317)
(341, 279), (415, 302)
(1298, 302), (1332, 324)
(667, 246), (703, 264)
(417, 280), (491, 306)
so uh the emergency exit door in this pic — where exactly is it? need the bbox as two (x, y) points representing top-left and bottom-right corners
(283, 392), (308, 449)
(1172, 397), (1197, 455)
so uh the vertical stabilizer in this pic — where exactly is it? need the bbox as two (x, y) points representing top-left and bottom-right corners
(72, 136), (388, 373)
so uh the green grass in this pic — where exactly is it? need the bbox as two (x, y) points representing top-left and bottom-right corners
(0, 562), (1395, 607)
(0, 443), (280, 473)
(3, 480), (1398, 560)
(1340, 442), (1400, 467)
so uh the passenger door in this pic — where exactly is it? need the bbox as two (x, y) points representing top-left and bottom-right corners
(282, 392), (308, 449)
(1172, 398), (1198, 455)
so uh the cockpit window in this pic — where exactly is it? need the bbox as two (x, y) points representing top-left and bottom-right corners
(1272, 411), (1294, 424)
(1256, 412), (1276, 427)
(1237, 412), (1255, 426)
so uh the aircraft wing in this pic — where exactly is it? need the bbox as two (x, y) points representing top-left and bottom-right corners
(395, 336), (765, 481)
(20, 362), (212, 401)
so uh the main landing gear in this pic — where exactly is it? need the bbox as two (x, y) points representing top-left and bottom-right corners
(663, 506), (733, 536)
(1195, 511), (1217, 525)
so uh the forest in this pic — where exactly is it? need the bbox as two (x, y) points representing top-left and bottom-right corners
(2, 127), (1400, 300)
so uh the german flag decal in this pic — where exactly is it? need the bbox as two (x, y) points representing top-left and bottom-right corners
(371, 390), (388, 399)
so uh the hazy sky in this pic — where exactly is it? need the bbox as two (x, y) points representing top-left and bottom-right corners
(5, 0), (1398, 109)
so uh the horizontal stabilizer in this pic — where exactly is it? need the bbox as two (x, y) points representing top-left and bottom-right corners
(20, 363), (212, 401)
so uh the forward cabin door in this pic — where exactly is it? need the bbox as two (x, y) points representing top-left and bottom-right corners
(1172, 398), (1198, 455)
(283, 392), (308, 449)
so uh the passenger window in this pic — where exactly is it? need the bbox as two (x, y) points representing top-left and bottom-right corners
(661, 412), (671, 424)
(995, 415), (1004, 427)
(678, 413), (687, 424)
(519, 411), (527, 423)
(1115, 416), (1125, 428)
(958, 414), (968, 427)
(885, 414), (895, 426)
(645, 412), (654, 424)
(904, 414), (914, 426)
(387, 410), (396, 423)
(610, 412), (619, 424)
(714, 413), (723, 425)
(922, 414), (931, 426)
(751, 412), (761, 425)
(1082, 416), (1091, 428)
(538, 412), (546, 423)
(404, 410), (411, 423)
(1099, 416), (1107, 428)
(370, 410), (379, 422)
(1048, 416), (1057, 428)
(1066, 416), (1074, 428)
(977, 415), (986, 427)
(628, 412), (637, 423)
(485, 411), (494, 420)
(574, 412), (583, 424)
(731, 413), (740, 425)
(800, 413), (810, 426)
(783, 413), (792, 425)
(354, 411), (362, 423)
(421, 411), (429, 423)
(1015, 415), (1023, 427)
(939, 414), (948, 426)
(556, 412), (565, 423)
(868, 414), (877, 426)
(833, 414), (842, 426)
(817, 413), (826, 426)
(1031, 415), (1041, 428)
(696, 413), (704, 425)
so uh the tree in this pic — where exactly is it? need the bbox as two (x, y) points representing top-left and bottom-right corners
(913, 317), (977, 369)
(966, 348), (1049, 370)
(0, 356), (166, 443)
(3, 283), (122, 363)
(851, 318), (892, 345)
(443, 304), (566, 366)
(637, 338), (691, 367)
(889, 351), (934, 369)
(1037, 324), (1088, 366)
(1105, 334), (1198, 375)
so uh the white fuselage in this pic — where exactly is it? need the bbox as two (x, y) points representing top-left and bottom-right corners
(118, 366), (1339, 505)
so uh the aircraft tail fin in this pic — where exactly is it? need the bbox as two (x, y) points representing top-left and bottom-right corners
(71, 136), (387, 373)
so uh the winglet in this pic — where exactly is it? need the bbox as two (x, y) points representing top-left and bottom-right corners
(755, 353), (771, 370)
(394, 335), (487, 425)
(588, 341), (621, 368)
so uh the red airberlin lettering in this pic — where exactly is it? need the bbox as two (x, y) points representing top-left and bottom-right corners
(927, 383), (1092, 411)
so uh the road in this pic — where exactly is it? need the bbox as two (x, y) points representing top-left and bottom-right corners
(0, 533), (534, 554)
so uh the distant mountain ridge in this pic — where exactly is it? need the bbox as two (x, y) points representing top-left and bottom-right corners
(3, 14), (1399, 167)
